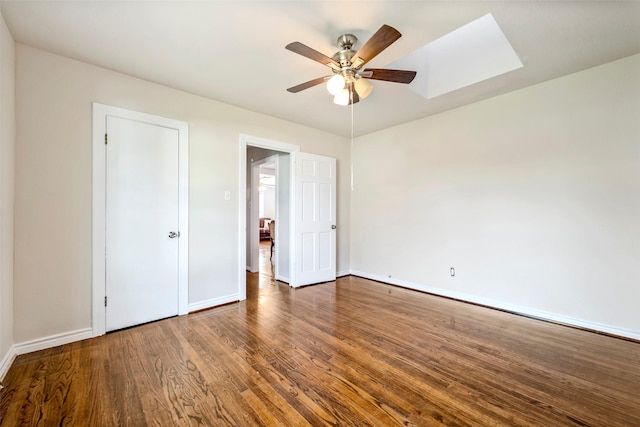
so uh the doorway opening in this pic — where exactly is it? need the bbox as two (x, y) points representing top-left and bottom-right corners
(258, 161), (276, 278)
(246, 148), (290, 282)
(247, 152), (278, 275)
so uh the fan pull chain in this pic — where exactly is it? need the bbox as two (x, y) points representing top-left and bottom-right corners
(350, 87), (355, 191)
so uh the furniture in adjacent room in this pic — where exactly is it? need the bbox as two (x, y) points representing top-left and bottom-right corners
(269, 220), (275, 260)
(259, 217), (271, 240)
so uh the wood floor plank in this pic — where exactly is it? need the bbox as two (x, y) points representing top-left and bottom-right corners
(1, 247), (640, 426)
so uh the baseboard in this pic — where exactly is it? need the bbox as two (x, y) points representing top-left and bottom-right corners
(188, 294), (239, 313)
(275, 274), (290, 284)
(350, 270), (640, 342)
(0, 344), (17, 382)
(13, 328), (94, 357)
(336, 270), (350, 278)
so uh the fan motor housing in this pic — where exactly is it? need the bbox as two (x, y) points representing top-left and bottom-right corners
(337, 34), (357, 50)
(332, 49), (356, 68)
(331, 33), (358, 69)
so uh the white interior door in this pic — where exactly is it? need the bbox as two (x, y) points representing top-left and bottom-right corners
(292, 152), (337, 287)
(105, 116), (179, 331)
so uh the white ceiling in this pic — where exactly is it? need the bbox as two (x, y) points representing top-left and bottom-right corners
(1, 1), (639, 137)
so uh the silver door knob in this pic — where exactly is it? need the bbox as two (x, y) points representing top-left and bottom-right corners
(331, 225), (337, 230)
(168, 231), (180, 238)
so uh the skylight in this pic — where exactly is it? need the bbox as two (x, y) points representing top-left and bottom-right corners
(391, 13), (523, 99)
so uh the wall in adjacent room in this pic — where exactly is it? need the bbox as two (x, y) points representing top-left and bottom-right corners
(261, 184), (276, 220)
(351, 53), (640, 338)
(14, 44), (350, 344)
(0, 9), (15, 378)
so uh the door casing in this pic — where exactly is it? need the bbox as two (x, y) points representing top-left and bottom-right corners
(238, 135), (298, 299)
(92, 103), (189, 337)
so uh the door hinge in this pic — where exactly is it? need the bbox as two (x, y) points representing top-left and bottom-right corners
(104, 296), (107, 307)
(105, 133), (108, 145)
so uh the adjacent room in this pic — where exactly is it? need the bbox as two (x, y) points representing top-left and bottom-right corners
(0, 1), (639, 425)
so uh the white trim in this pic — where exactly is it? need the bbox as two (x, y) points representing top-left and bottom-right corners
(92, 104), (106, 336)
(188, 294), (239, 313)
(350, 270), (640, 341)
(337, 270), (351, 278)
(238, 138), (245, 301)
(14, 328), (93, 356)
(0, 345), (17, 382)
(92, 103), (189, 337)
(238, 134), (299, 300)
(177, 111), (189, 319)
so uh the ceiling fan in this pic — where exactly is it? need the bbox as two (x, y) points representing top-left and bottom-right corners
(285, 25), (417, 105)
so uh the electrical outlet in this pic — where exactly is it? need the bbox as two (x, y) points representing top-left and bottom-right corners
(450, 267), (455, 277)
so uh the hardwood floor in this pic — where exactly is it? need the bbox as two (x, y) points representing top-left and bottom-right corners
(1, 244), (639, 425)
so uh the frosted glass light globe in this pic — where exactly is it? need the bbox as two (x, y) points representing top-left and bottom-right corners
(333, 88), (350, 106)
(354, 78), (373, 99)
(327, 75), (346, 96)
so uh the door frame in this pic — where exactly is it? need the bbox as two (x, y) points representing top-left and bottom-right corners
(238, 135), (299, 300)
(92, 103), (189, 337)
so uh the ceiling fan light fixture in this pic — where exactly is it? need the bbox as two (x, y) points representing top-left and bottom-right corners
(354, 78), (373, 99)
(327, 74), (346, 95)
(333, 88), (350, 106)
(285, 24), (416, 105)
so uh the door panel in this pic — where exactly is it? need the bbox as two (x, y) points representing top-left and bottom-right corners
(106, 116), (179, 331)
(319, 232), (331, 270)
(293, 152), (336, 286)
(319, 183), (331, 221)
(301, 233), (315, 272)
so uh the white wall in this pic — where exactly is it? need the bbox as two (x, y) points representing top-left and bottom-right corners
(14, 44), (350, 344)
(261, 186), (275, 219)
(14, 38), (637, 353)
(351, 53), (640, 339)
(0, 9), (15, 377)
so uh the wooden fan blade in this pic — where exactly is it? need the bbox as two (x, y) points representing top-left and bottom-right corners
(364, 68), (417, 84)
(286, 42), (341, 70)
(352, 25), (401, 68)
(287, 76), (330, 93)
